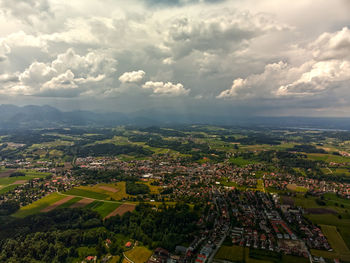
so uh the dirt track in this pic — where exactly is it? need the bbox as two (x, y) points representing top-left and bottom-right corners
(105, 204), (136, 219)
(41, 196), (75, 212)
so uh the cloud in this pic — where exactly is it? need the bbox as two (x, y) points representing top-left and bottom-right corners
(310, 27), (350, 61)
(119, 70), (145, 83)
(2, 31), (47, 49)
(218, 27), (350, 103)
(276, 60), (350, 97)
(0, 0), (52, 25)
(217, 61), (292, 99)
(0, 41), (11, 62)
(0, 73), (19, 83)
(1, 48), (117, 97)
(143, 0), (226, 7)
(164, 10), (289, 59)
(0, 0), (349, 115)
(142, 81), (189, 96)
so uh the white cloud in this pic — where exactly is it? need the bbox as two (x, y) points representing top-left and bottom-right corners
(276, 60), (350, 97)
(0, 0), (350, 115)
(0, 41), (10, 62)
(163, 9), (290, 59)
(218, 26), (350, 102)
(142, 81), (189, 96)
(1, 48), (117, 97)
(19, 61), (56, 85)
(217, 61), (291, 99)
(119, 70), (145, 83)
(310, 27), (350, 61)
(1, 31), (47, 49)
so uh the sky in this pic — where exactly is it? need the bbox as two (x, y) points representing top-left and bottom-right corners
(0, 0), (350, 117)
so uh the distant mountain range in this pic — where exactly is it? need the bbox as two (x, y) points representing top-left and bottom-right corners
(1, 104), (350, 130)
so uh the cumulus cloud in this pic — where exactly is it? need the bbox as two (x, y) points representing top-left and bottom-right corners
(310, 27), (350, 61)
(164, 9), (290, 59)
(276, 60), (350, 97)
(0, 73), (19, 83)
(1, 48), (117, 97)
(119, 70), (145, 83)
(218, 27), (350, 103)
(2, 31), (47, 49)
(0, 0), (349, 115)
(217, 61), (292, 99)
(142, 81), (189, 96)
(0, 0), (52, 25)
(0, 41), (10, 62)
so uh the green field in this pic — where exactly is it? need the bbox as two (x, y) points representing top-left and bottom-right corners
(13, 193), (66, 218)
(74, 182), (131, 201)
(84, 200), (104, 210)
(56, 197), (83, 209)
(92, 202), (120, 218)
(0, 170), (50, 190)
(124, 246), (152, 263)
(257, 179), (264, 191)
(306, 214), (350, 247)
(214, 245), (244, 261)
(286, 184), (308, 192)
(0, 184), (19, 194)
(214, 246), (308, 263)
(64, 188), (110, 200)
(307, 153), (350, 163)
(229, 157), (258, 166)
(320, 225), (349, 254)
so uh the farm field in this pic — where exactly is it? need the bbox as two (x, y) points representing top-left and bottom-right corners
(57, 197), (83, 209)
(105, 203), (136, 219)
(124, 246), (152, 263)
(320, 225), (349, 254)
(293, 194), (349, 214)
(0, 169), (51, 194)
(64, 188), (110, 200)
(307, 153), (350, 163)
(69, 198), (94, 208)
(229, 157), (259, 166)
(214, 246), (308, 263)
(93, 202), (121, 218)
(286, 183), (307, 192)
(12, 190), (123, 218)
(13, 192), (67, 218)
(306, 214), (350, 247)
(214, 245), (244, 262)
(0, 184), (19, 194)
(65, 182), (131, 201)
(41, 196), (75, 212)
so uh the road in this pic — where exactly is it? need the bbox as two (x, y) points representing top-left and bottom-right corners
(208, 230), (228, 263)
